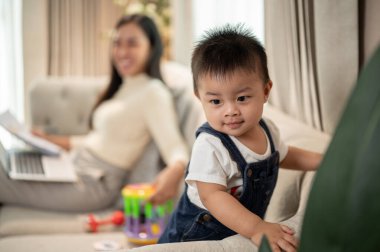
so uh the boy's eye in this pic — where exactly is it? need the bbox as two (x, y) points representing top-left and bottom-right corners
(237, 96), (248, 102)
(210, 99), (221, 105)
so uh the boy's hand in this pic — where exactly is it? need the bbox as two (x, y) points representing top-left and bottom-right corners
(250, 221), (298, 252)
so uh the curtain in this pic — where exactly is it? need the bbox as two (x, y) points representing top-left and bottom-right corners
(171, 0), (193, 66)
(265, 0), (360, 134)
(0, 0), (24, 119)
(360, 0), (380, 67)
(48, 0), (123, 76)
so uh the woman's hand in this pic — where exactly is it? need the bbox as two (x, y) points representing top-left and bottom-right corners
(149, 160), (186, 205)
(251, 221), (298, 252)
(31, 128), (71, 151)
(31, 128), (48, 139)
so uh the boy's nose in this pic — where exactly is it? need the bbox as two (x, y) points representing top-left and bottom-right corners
(225, 103), (239, 117)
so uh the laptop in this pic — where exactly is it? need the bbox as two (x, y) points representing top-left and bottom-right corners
(0, 110), (61, 156)
(0, 140), (77, 182)
(0, 110), (77, 182)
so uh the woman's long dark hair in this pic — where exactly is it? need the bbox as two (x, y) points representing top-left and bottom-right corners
(89, 14), (164, 128)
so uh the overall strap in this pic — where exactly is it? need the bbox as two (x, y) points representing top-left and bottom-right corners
(196, 123), (247, 170)
(259, 119), (276, 154)
(195, 119), (277, 170)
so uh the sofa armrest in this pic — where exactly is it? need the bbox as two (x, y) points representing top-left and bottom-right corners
(263, 104), (330, 222)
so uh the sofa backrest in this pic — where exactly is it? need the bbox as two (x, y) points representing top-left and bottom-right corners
(28, 79), (201, 149)
(29, 76), (107, 135)
(28, 61), (204, 148)
(28, 62), (203, 184)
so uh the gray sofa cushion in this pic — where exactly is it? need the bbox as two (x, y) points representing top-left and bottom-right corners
(29, 77), (107, 135)
(0, 232), (129, 252)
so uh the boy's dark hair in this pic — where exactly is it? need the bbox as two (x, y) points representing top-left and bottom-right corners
(191, 24), (270, 95)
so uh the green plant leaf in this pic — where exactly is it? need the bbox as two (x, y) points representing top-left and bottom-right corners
(258, 235), (272, 252)
(299, 45), (380, 252)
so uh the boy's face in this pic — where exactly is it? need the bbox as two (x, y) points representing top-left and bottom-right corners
(196, 69), (272, 141)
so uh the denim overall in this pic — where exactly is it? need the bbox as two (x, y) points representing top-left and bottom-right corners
(158, 120), (280, 243)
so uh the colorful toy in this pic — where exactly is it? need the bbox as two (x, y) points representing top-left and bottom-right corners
(87, 210), (125, 233)
(121, 183), (174, 245)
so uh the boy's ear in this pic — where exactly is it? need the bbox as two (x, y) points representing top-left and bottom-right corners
(194, 90), (200, 99)
(264, 81), (273, 100)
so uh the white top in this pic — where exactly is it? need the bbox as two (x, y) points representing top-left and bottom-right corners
(186, 118), (288, 209)
(70, 74), (189, 169)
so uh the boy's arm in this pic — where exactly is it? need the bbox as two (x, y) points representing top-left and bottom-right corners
(280, 146), (322, 171)
(196, 181), (297, 251)
(196, 181), (261, 237)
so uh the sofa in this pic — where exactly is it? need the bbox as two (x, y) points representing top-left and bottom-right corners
(0, 61), (330, 251)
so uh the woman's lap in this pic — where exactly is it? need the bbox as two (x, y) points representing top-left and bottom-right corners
(0, 148), (127, 212)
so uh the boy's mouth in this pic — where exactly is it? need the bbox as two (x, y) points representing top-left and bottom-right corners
(224, 121), (243, 129)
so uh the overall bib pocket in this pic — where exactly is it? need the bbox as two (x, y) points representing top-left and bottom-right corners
(181, 212), (232, 242)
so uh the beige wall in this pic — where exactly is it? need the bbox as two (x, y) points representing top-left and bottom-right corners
(22, 0), (48, 123)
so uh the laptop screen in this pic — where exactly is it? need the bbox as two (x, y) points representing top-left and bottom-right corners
(0, 141), (9, 171)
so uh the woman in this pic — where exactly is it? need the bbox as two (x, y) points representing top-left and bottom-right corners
(0, 14), (189, 212)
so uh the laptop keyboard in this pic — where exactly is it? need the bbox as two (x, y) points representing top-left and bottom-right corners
(14, 152), (44, 175)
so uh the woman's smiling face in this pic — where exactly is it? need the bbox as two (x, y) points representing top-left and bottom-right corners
(112, 22), (151, 77)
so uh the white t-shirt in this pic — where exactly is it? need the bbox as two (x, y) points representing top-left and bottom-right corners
(185, 118), (288, 209)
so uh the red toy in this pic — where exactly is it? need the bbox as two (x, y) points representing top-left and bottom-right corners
(87, 210), (125, 232)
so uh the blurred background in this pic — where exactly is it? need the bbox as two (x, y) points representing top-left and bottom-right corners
(1, 0), (379, 137)
(0, 0), (264, 121)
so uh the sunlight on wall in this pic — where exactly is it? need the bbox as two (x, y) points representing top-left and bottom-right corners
(192, 0), (264, 44)
(0, 0), (24, 146)
(0, 0), (24, 117)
